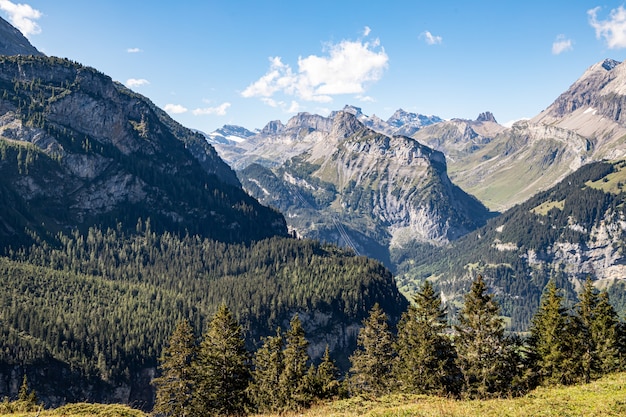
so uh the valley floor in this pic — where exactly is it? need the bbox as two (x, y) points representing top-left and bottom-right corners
(4, 372), (626, 417)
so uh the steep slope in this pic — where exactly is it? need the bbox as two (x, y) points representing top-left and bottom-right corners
(531, 58), (626, 157)
(0, 16), (43, 56)
(416, 59), (626, 211)
(0, 55), (286, 248)
(0, 228), (408, 409)
(0, 46), (409, 410)
(395, 160), (626, 330)
(240, 111), (494, 268)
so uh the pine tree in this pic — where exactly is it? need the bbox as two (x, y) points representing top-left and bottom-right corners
(348, 303), (395, 396)
(248, 328), (285, 413)
(454, 275), (509, 398)
(279, 314), (313, 411)
(394, 280), (457, 395)
(530, 280), (580, 385)
(152, 319), (196, 417)
(192, 304), (250, 416)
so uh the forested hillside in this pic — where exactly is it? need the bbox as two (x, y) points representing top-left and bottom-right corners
(395, 160), (626, 330)
(0, 224), (407, 408)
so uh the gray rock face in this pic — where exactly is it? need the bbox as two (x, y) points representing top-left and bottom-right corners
(0, 55), (287, 246)
(0, 16), (43, 56)
(238, 111), (493, 267)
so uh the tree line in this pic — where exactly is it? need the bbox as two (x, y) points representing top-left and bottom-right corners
(156, 274), (626, 416)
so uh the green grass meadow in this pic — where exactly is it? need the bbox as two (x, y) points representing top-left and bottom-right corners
(4, 372), (626, 417)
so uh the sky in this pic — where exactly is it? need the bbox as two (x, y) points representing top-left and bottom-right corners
(1, 1), (626, 133)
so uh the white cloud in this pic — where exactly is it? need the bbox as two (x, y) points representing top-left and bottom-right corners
(192, 102), (231, 116)
(125, 78), (150, 88)
(242, 38), (388, 104)
(164, 104), (188, 114)
(589, 6), (626, 49)
(421, 31), (442, 45)
(287, 101), (300, 113)
(127, 47), (142, 53)
(357, 94), (375, 103)
(363, 26), (371, 37)
(0, 0), (42, 36)
(260, 97), (301, 113)
(552, 35), (573, 55)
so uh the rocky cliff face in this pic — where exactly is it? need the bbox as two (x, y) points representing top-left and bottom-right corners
(239, 111), (493, 268)
(531, 58), (626, 159)
(0, 16), (43, 56)
(0, 55), (287, 248)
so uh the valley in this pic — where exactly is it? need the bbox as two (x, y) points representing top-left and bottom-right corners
(1, 8), (626, 416)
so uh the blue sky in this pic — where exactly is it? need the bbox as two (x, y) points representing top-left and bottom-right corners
(1, 1), (626, 133)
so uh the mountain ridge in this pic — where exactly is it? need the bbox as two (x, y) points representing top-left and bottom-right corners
(0, 16), (43, 56)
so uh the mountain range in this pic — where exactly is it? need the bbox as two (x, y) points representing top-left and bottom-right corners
(205, 57), (626, 329)
(3, 11), (626, 411)
(0, 17), (407, 409)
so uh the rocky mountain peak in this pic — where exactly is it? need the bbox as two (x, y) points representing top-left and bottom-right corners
(285, 112), (333, 131)
(601, 58), (620, 71)
(476, 111), (497, 123)
(215, 124), (256, 138)
(0, 16), (43, 56)
(531, 58), (626, 144)
(330, 111), (365, 138)
(261, 119), (285, 135)
(340, 104), (364, 117)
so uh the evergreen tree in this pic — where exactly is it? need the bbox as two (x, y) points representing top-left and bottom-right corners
(152, 319), (197, 417)
(313, 345), (341, 400)
(192, 304), (250, 417)
(576, 279), (621, 380)
(17, 375), (38, 411)
(248, 328), (285, 413)
(454, 275), (509, 398)
(530, 280), (580, 385)
(349, 303), (395, 396)
(394, 280), (457, 395)
(279, 314), (313, 411)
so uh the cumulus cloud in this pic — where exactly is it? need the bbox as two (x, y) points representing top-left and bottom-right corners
(192, 102), (231, 116)
(552, 35), (573, 54)
(0, 0), (42, 36)
(421, 31), (443, 45)
(127, 47), (142, 53)
(242, 37), (388, 104)
(589, 5), (626, 48)
(363, 26), (371, 36)
(164, 104), (188, 114)
(125, 78), (150, 88)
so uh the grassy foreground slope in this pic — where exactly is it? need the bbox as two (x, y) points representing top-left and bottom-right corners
(4, 372), (626, 417)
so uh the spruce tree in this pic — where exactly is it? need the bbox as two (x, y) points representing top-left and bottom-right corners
(313, 345), (341, 400)
(192, 304), (250, 416)
(17, 375), (39, 411)
(576, 279), (621, 380)
(454, 274), (509, 398)
(394, 280), (457, 395)
(348, 303), (395, 396)
(530, 280), (580, 385)
(594, 292), (622, 374)
(248, 328), (285, 413)
(152, 319), (196, 417)
(279, 314), (313, 411)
